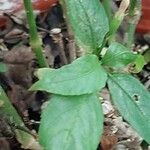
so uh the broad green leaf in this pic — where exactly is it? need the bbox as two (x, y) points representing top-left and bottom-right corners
(102, 42), (137, 68)
(30, 55), (107, 95)
(0, 86), (42, 149)
(0, 62), (8, 73)
(108, 74), (150, 143)
(63, 0), (109, 53)
(39, 93), (103, 150)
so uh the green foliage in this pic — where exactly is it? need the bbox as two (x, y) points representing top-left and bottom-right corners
(29, 0), (150, 149)
(30, 55), (107, 95)
(108, 74), (150, 143)
(131, 55), (145, 73)
(102, 42), (138, 69)
(0, 86), (42, 149)
(4, 0), (148, 149)
(0, 86), (23, 126)
(39, 94), (103, 150)
(63, 0), (109, 54)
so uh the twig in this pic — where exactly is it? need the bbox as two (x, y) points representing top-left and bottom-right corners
(50, 28), (68, 65)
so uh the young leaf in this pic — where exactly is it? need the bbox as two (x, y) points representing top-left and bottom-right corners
(130, 55), (145, 73)
(63, 0), (109, 54)
(102, 42), (137, 68)
(39, 93), (103, 150)
(30, 55), (107, 95)
(108, 74), (150, 144)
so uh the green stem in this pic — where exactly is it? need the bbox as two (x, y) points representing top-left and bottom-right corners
(109, 0), (130, 42)
(0, 86), (42, 149)
(126, 23), (136, 48)
(125, 0), (141, 49)
(23, 0), (48, 68)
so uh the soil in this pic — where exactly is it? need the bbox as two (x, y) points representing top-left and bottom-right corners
(0, 2), (150, 150)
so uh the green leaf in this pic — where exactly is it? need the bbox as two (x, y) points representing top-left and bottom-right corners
(0, 86), (23, 126)
(130, 55), (145, 73)
(30, 55), (107, 95)
(39, 93), (103, 150)
(108, 74), (150, 143)
(102, 42), (137, 68)
(63, 0), (109, 54)
(0, 62), (8, 73)
(0, 86), (42, 149)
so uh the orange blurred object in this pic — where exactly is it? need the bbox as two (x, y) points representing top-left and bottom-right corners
(32, 0), (58, 12)
(0, 0), (58, 14)
(136, 0), (150, 34)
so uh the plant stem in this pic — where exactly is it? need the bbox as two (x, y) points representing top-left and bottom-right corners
(0, 86), (42, 149)
(23, 0), (48, 68)
(125, 0), (141, 49)
(109, 0), (130, 42)
(125, 23), (136, 48)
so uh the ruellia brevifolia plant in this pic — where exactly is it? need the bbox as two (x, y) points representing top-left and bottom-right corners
(0, 0), (150, 149)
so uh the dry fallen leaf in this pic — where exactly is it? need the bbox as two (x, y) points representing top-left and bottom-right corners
(101, 126), (118, 150)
